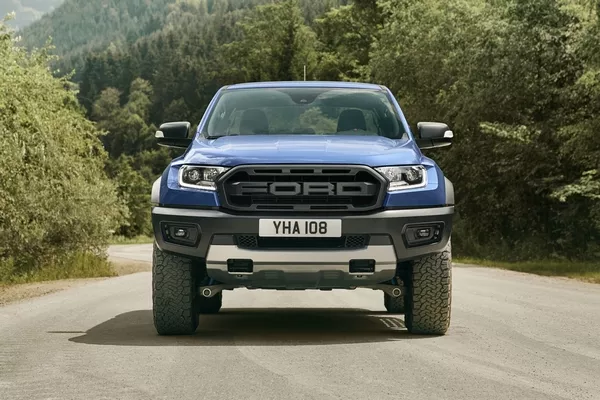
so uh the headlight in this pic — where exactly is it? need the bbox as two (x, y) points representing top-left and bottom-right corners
(178, 166), (229, 191)
(375, 166), (427, 191)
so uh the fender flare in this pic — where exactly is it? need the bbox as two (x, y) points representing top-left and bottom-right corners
(444, 177), (454, 205)
(151, 177), (161, 205)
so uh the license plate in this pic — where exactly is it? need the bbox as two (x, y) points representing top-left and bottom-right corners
(259, 219), (342, 237)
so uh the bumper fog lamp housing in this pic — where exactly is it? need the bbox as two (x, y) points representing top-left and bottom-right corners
(403, 223), (444, 248)
(161, 222), (200, 246)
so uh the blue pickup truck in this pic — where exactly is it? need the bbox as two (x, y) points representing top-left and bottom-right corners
(151, 81), (454, 336)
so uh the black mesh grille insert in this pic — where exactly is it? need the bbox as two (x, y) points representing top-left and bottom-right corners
(236, 235), (258, 249)
(236, 235), (369, 250)
(345, 235), (369, 248)
(218, 165), (385, 212)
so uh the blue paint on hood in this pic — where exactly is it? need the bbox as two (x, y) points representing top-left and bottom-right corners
(177, 135), (423, 167)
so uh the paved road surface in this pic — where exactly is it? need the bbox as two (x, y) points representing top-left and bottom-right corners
(1, 245), (600, 400)
(107, 244), (153, 263)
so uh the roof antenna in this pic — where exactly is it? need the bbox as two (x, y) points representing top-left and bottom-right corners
(303, 65), (306, 81)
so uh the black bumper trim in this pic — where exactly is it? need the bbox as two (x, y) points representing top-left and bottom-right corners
(211, 234), (391, 248)
(152, 206), (453, 261)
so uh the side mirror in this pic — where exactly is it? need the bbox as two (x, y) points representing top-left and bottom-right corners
(155, 121), (193, 149)
(415, 122), (453, 150)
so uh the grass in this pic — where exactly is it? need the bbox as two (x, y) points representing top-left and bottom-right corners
(1, 236), (155, 287)
(456, 258), (600, 284)
(109, 235), (154, 245)
(1, 252), (117, 286)
(0, 251), (150, 305)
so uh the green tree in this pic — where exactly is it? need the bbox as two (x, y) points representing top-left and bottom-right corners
(224, 0), (318, 82)
(315, 0), (384, 81)
(0, 21), (122, 278)
(371, 0), (599, 259)
(105, 156), (152, 237)
(91, 78), (169, 237)
(92, 78), (156, 158)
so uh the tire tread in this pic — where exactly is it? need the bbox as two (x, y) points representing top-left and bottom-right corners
(405, 242), (452, 335)
(152, 244), (199, 335)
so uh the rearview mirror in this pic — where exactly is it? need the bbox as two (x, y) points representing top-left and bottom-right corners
(416, 122), (453, 150)
(155, 121), (193, 149)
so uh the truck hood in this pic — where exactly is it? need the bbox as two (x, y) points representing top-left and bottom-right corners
(181, 135), (423, 167)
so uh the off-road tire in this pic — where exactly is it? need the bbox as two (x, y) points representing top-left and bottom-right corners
(152, 244), (199, 335)
(404, 241), (452, 335)
(197, 292), (223, 314)
(384, 293), (405, 314)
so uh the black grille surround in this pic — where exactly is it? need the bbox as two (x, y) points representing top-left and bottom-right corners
(235, 235), (370, 250)
(217, 165), (387, 213)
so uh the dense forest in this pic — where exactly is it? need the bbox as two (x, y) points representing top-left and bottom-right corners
(2, 0), (599, 280)
(18, 0), (348, 80)
(0, 0), (64, 28)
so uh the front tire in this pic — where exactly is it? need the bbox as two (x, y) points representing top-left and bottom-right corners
(404, 242), (452, 335)
(152, 244), (199, 335)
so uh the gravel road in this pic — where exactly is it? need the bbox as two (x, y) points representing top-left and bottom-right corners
(1, 244), (600, 400)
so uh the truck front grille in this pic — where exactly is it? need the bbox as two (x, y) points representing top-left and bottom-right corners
(235, 235), (369, 250)
(218, 165), (386, 212)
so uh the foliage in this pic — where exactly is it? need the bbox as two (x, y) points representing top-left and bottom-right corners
(17, 0), (343, 80)
(105, 156), (152, 238)
(91, 78), (170, 237)
(315, 0), (384, 81)
(370, 0), (600, 260)
(16, 0), (600, 262)
(18, 0), (176, 77)
(223, 0), (318, 82)
(1, 252), (116, 284)
(0, 0), (63, 29)
(92, 78), (156, 158)
(0, 21), (122, 281)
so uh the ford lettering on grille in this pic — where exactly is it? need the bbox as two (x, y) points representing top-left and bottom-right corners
(229, 182), (377, 196)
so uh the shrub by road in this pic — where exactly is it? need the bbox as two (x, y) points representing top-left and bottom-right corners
(0, 22), (123, 283)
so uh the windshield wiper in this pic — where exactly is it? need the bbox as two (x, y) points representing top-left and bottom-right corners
(205, 134), (240, 139)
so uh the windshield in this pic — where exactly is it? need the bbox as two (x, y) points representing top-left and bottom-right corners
(203, 87), (406, 139)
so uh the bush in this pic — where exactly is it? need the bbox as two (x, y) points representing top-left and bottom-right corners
(0, 23), (123, 281)
(106, 156), (152, 238)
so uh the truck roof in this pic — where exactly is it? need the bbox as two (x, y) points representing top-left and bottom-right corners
(225, 81), (385, 91)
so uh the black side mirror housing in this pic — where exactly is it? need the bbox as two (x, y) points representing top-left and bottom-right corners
(416, 122), (453, 150)
(156, 121), (193, 149)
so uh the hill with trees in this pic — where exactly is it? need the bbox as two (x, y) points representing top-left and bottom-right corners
(16, 0), (600, 262)
(17, 0), (177, 76)
(0, 0), (64, 29)
(18, 0), (347, 79)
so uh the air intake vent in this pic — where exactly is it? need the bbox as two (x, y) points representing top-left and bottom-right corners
(235, 235), (369, 250)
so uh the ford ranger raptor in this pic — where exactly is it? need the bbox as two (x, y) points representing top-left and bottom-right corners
(151, 81), (454, 336)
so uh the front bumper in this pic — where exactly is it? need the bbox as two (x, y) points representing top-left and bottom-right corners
(152, 206), (453, 287)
